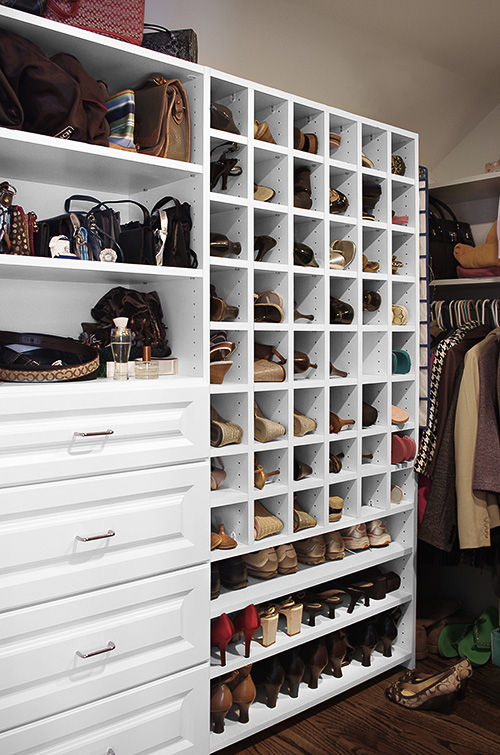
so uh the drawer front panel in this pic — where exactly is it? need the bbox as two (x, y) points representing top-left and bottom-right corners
(0, 382), (208, 486)
(0, 665), (209, 755)
(0, 566), (209, 732)
(0, 463), (210, 611)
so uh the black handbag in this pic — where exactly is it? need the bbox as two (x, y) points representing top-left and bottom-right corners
(428, 196), (475, 280)
(141, 23), (198, 63)
(150, 196), (198, 268)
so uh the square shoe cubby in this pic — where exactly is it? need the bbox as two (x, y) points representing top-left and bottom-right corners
(253, 389), (288, 446)
(294, 102), (324, 157)
(210, 136), (247, 198)
(211, 452), (248, 496)
(362, 331), (388, 378)
(362, 176), (387, 223)
(328, 477), (357, 521)
(210, 202), (248, 262)
(254, 331), (289, 384)
(329, 277), (357, 327)
(294, 386), (325, 438)
(293, 442), (324, 487)
(362, 279), (387, 327)
(294, 216), (325, 270)
(362, 226), (388, 275)
(210, 392), (248, 449)
(253, 493), (290, 543)
(254, 447), (288, 494)
(329, 166), (357, 220)
(391, 467), (415, 507)
(330, 331), (357, 380)
(392, 230), (417, 278)
(361, 433), (387, 470)
(392, 183), (416, 229)
(211, 502), (248, 550)
(210, 328), (248, 386)
(294, 331), (325, 382)
(329, 436), (357, 479)
(362, 124), (388, 172)
(254, 91), (288, 148)
(294, 486), (325, 531)
(294, 273), (324, 326)
(391, 381), (416, 428)
(210, 77), (248, 137)
(391, 133), (416, 180)
(294, 157), (324, 213)
(254, 269), (288, 324)
(329, 113), (357, 165)
(329, 384), (357, 435)
(362, 382), (389, 431)
(254, 152), (287, 205)
(210, 267), (247, 324)
(254, 207), (288, 265)
(361, 473), (388, 514)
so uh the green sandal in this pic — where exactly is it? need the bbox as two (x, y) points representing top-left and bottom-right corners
(457, 607), (499, 666)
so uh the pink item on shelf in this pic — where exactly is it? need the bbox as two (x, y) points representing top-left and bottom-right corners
(485, 158), (500, 173)
(392, 214), (409, 226)
(457, 265), (500, 278)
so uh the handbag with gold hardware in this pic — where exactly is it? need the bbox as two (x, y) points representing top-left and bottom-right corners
(134, 75), (190, 161)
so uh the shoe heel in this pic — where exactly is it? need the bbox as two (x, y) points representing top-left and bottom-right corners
(217, 638), (230, 666)
(260, 613), (279, 647)
(381, 635), (394, 658)
(331, 656), (343, 678)
(286, 674), (302, 698)
(210, 361), (233, 384)
(236, 700), (252, 723)
(279, 605), (303, 636)
(264, 681), (281, 708)
(243, 629), (254, 658)
(307, 664), (324, 689)
(360, 643), (375, 667)
(211, 709), (229, 734)
(457, 678), (470, 700)
(420, 691), (458, 714)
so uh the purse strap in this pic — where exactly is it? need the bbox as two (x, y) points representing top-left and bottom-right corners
(143, 23), (175, 36)
(429, 196), (459, 223)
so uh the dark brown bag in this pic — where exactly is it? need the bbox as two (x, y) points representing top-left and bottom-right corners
(134, 75), (190, 161)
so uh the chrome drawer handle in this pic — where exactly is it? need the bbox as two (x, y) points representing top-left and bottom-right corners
(76, 641), (116, 659)
(76, 530), (115, 542)
(74, 429), (114, 437)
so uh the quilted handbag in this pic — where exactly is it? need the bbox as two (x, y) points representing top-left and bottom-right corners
(141, 23), (198, 63)
(43, 0), (145, 46)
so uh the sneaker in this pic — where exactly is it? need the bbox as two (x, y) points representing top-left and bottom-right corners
(366, 519), (391, 547)
(340, 523), (369, 550)
(324, 531), (345, 560)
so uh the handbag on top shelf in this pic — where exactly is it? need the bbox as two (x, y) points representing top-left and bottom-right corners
(43, 0), (145, 46)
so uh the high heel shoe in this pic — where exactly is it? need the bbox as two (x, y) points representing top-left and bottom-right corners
(210, 142), (242, 191)
(294, 592), (324, 626)
(347, 620), (378, 667)
(254, 499), (284, 540)
(211, 457), (226, 490)
(293, 409), (317, 437)
(330, 187), (349, 214)
(276, 597), (303, 636)
(330, 411), (355, 433)
(293, 497), (317, 532)
(210, 339), (236, 384)
(254, 341), (286, 364)
(293, 304), (314, 321)
(385, 658), (473, 712)
(210, 103), (240, 134)
(211, 406), (243, 446)
(329, 452), (344, 473)
(330, 362), (348, 377)
(254, 302), (284, 323)
(254, 120), (276, 144)
(254, 401), (286, 443)
(253, 657), (285, 708)
(254, 459), (280, 489)
(210, 680), (233, 733)
(210, 284), (239, 321)
(254, 358), (286, 382)
(325, 630), (351, 678)
(293, 241), (319, 267)
(308, 587), (346, 618)
(210, 232), (241, 257)
(233, 604), (261, 658)
(254, 234), (277, 262)
(281, 648), (305, 698)
(211, 613), (236, 666)
(375, 608), (399, 657)
(301, 638), (329, 689)
(294, 350), (318, 375)
(294, 458), (312, 480)
(229, 666), (256, 723)
(330, 296), (354, 324)
(257, 605), (279, 646)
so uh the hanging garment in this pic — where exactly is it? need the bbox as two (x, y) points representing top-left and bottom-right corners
(473, 339), (500, 494)
(455, 329), (500, 549)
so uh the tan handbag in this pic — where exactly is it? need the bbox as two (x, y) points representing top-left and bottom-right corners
(134, 75), (190, 161)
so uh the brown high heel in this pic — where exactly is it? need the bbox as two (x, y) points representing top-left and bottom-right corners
(210, 680), (233, 734)
(309, 588), (348, 619)
(330, 362), (348, 377)
(254, 341), (287, 364)
(210, 232), (242, 257)
(253, 657), (285, 708)
(254, 457), (280, 489)
(294, 458), (313, 480)
(294, 591), (323, 626)
(294, 350), (318, 375)
(230, 667), (256, 723)
(210, 457), (226, 490)
(329, 453), (344, 473)
(210, 285), (239, 321)
(254, 401), (286, 443)
(211, 406), (243, 447)
(347, 621), (378, 667)
(301, 639), (329, 689)
(254, 235), (277, 262)
(330, 411), (355, 433)
(210, 142), (242, 192)
(293, 304), (314, 321)
(254, 120), (277, 144)
(281, 648), (305, 698)
(325, 630), (351, 678)
(385, 658), (473, 712)
(210, 340), (236, 384)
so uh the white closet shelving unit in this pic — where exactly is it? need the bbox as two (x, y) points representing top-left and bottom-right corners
(0, 7), (419, 754)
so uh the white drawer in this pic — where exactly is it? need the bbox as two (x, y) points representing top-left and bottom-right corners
(0, 565), (209, 732)
(0, 463), (210, 611)
(0, 664), (209, 755)
(0, 380), (209, 487)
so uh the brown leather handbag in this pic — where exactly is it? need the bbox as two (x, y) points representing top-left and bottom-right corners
(134, 75), (190, 161)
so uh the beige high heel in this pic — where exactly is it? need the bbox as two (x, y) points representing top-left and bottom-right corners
(258, 606), (279, 646)
(293, 409), (317, 437)
(254, 120), (277, 144)
(276, 597), (303, 636)
(254, 401), (286, 443)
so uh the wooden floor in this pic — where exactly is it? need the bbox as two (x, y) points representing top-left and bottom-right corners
(219, 656), (500, 755)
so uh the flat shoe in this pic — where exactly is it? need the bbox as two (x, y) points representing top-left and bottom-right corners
(362, 402), (378, 427)
(392, 349), (411, 374)
(457, 607), (499, 665)
(392, 404), (409, 424)
(243, 547), (278, 579)
(217, 524), (238, 549)
(391, 434), (407, 464)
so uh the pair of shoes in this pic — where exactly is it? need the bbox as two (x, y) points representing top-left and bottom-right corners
(294, 126), (318, 153)
(210, 284), (239, 322)
(243, 542), (297, 579)
(440, 608), (499, 665)
(210, 231), (241, 257)
(254, 455), (280, 489)
(211, 665), (256, 733)
(294, 458), (313, 480)
(294, 241), (319, 267)
(391, 434), (416, 463)
(261, 597), (304, 641)
(210, 333), (237, 384)
(254, 234), (277, 261)
(330, 296), (354, 324)
(340, 519), (391, 549)
(362, 253), (380, 273)
(385, 658), (473, 712)
(254, 499), (284, 540)
(330, 411), (355, 433)
(254, 119), (276, 143)
(392, 349), (411, 373)
(330, 187), (349, 214)
(210, 142), (242, 191)
(294, 166), (313, 209)
(211, 605), (261, 665)
(211, 405), (243, 446)
(254, 650), (305, 702)
(329, 239), (356, 269)
(294, 303), (315, 321)
(211, 524), (237, 550)
(211, 457), (226, 490)
(392, 304), (409, 324)
(294, 408), (317, 437)
(254, 401), (286, 443)
(363, 289), (382, 312)
(254, 290), (284, 323)
(295, 530), (345, 565)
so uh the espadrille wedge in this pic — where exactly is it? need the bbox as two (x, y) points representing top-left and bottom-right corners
(254, 402), (286, 443)
(293, 409), (317, 437)
(211, 406), (243, 447)
(254, 500), (284, 540)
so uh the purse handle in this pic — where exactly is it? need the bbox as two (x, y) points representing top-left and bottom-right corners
(64, 195), (150, 225)
(429, 196), (459, 223)
(143, 24), (176, 36)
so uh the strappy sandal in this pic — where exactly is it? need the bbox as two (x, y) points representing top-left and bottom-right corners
(210, 406), (243, 447)
(210, 142), (242, 191)
(210, 232), (241, 257)
(254, 500), (284, 540)
(293, 497), (317, 532)
(293, 242), (319, 267)
(330, 411), (355, 433)
(210, 284), (239, 322)
(293, 304), (314, 321)
(211, 457), (226, 490)
(254, 401), (286, 443)
(254, 120), (277, 144)
(254, 459), (280, 490)
(210, 340), (236, 384)
(254, 235), (276, 262)
(293, 409), (317, 437)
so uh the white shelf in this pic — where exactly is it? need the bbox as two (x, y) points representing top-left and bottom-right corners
(430, 171), (500, 203)
(430, 276), (500, 287)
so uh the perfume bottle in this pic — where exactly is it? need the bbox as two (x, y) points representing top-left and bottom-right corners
(135, 345), (159, 380)
(110, 317), (132, 380)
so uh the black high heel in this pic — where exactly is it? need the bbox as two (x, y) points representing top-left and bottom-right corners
(210, 232), (241, 257)
(252, 656), (285, 708)
(210, 142), (242, 191)
(375, 611), (399, 657)
(347, 621), (378, 667)
(254, 235), (277, 262)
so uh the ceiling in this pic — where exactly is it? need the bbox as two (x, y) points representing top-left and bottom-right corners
(283, 0), (500, 169)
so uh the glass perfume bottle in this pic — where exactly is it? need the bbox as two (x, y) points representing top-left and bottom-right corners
(135, 345), (159, 379)
(110, 317), (132, 380)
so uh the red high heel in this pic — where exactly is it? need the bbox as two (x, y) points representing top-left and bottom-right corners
(233, 604), (261, 658)
(211, 613), (235, 666)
